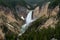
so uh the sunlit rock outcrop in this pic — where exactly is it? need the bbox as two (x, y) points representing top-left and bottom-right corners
(33, 2), (50, 19)
(49, 6), (59, 17)
(39, 5), (59, 29)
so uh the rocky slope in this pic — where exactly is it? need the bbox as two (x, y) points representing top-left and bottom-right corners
(0, 5), (29, 40)
(33, 2), (59, 29)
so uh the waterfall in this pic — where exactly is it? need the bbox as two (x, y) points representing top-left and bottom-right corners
(18, 10), (34, 36)
(26, 10), (33, 24)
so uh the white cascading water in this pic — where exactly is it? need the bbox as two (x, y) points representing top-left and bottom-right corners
(18, 10), (34, 36)
(26, 10), (33, 24)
